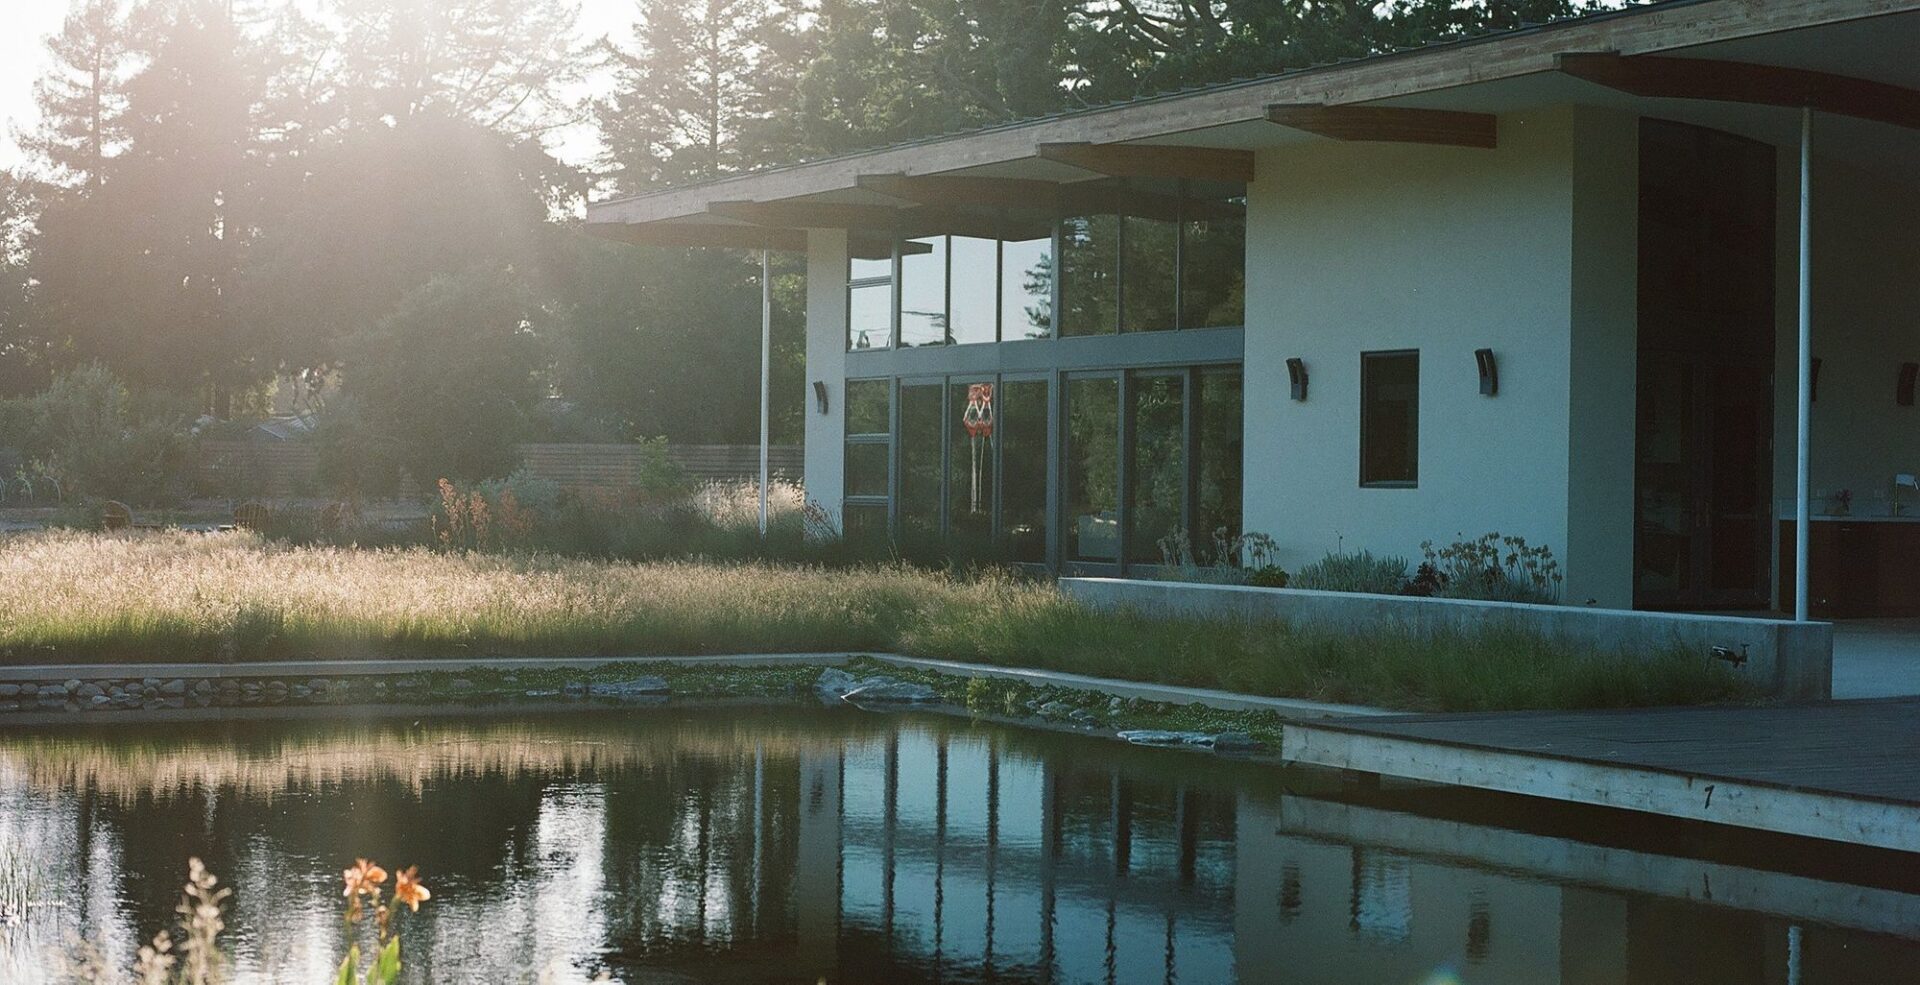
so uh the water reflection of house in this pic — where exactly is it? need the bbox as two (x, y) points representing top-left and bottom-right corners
(7, 715), (1919, 982)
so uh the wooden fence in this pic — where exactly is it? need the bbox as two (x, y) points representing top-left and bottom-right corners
(194, 441), (801, 498)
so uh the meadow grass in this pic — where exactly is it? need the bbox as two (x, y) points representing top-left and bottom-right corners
(0, 530), (1756, 712)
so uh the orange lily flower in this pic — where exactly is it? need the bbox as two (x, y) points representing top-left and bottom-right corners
(393, 866), (431, 912)
(342, 859), (388, 897)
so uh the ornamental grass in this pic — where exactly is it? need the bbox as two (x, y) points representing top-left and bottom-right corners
(0, 530), (1754, 712)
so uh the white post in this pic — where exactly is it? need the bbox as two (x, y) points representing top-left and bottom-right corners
(1795, 107), (1812, 621)
(760, 248), (772, 538)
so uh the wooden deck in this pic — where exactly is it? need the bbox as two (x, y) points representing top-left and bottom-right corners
(1280, 698), (1920, 852)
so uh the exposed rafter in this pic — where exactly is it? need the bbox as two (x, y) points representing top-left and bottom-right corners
(1036, 142), (1255, 183)
(1556, 52), (1920, 131)
(1265, 103), (1498, 148)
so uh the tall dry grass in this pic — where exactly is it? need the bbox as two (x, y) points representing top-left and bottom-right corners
(0, 531), (1756, 711)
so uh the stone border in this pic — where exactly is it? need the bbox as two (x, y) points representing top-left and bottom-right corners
(1060, 577), (1834, 700)
(0, 652), (1393, 721)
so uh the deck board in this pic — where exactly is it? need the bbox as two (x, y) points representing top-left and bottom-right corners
(1313, 700), (1920, 803)
(1282, 700), (1920, 849)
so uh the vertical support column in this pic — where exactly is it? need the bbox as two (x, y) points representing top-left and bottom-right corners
(1795, 108), (1813, 622)
(760, 248), (773, 537)
(804, 231), (851, 529)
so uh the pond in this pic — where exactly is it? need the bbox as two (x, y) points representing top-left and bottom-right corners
(0, 703), (1915, 983)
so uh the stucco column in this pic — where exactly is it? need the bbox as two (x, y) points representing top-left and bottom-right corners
(804, 229), (850, 528)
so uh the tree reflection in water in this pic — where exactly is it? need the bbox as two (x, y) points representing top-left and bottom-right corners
(0, 705), (1915, 984)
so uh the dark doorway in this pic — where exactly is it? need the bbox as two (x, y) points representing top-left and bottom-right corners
(1634, 119), (1777, 609)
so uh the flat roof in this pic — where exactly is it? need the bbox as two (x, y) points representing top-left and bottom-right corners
(586, 0), (1920, 243)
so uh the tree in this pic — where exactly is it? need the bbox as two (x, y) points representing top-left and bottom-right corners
(326, 0), (587, 139)
(238, 112), (577, 375)
(336, 267), (551, 484)
(554, 236), (804, 446)
(0, 174), (50, 397)
(596, 0), (780, 188)
(19, 0), (136, 190)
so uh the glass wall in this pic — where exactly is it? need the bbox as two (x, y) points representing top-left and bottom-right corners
(1001, 232), (1054, 340)
(1128, 373), (1185, 561)
(848, 254), (893, 350)
(949, 237), (998, 345)
(898, 382), (945, 534)
(1065, 375), (1121, 562)
(840, 366), (1240, 570)
(899, 237), (947, 348)
(1059, 215), (1120, 338)
(1194, 368), (1244, 546)
(847, 180), (1243, 348)
(948, 380), (996, 543)
(844, 379), (892, 535)
(1120, 216), (1177, 334)
(1182, 188), (1246, 330)
(999, 379), (1048, 562)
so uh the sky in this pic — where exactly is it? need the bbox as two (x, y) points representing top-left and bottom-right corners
(0, 0), (637, 171)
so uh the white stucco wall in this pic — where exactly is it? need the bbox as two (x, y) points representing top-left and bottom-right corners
(803, 229), (850, 527)
(1243, 107), (1636, 605)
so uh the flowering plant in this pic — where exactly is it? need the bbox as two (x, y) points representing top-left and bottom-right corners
(334, 858), (431, 985)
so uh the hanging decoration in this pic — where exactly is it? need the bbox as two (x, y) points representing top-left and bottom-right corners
(962, 383), (995, 514)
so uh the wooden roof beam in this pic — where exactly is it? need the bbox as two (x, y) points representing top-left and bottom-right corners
(1265, 103), (1498, 148)
(1036, 142), (1254, 183)
(1556, 52), (1920, 131)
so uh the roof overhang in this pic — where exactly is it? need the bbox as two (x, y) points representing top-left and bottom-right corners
(587, 0), (1920, 250)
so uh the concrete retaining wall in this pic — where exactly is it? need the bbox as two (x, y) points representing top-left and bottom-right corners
(1059, 578), (1833, 701)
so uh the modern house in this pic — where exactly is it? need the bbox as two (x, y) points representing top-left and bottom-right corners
(587, 0), (1920, 615)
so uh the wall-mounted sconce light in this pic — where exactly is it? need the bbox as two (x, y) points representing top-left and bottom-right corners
(1474, 348), (1498, 396)
(813, 380), (830, 415)
(1285, 358), (1308, 401)
(1900, 363), (1918, 407)
(1810, 357), (1822, 403)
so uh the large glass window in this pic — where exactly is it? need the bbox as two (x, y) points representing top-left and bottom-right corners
(1000, 379), (1048, 562)
(844, 378), (892, 506)
(1121, 214), (1178, 334)
(1001, 230), (1053, 339)
(898, 382), (945, 534)
(1065, 375), (1120, 561)
(1058, 215), (1119, 337)
(899, 236), (947, 348)
(949, 236), (998, 345)
(848, 254), (893, 351)
(1128, 373), (1185, 561)
(1361, 351), (1420, 487)
(1182, 191), (1246, 330)
(949, 380), (996, 543)
(1194, 368), (1243, 544)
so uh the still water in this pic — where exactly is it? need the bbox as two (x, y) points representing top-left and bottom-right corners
(0, 703), (1915, 984)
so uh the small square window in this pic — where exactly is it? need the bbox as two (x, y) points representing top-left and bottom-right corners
(1361, 351), (1419, 487)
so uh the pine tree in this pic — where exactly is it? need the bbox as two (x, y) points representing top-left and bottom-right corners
(597, 0), (783, 189)
(21, 0), (137, 190)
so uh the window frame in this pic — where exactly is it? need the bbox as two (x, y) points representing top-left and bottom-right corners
(1359, 349), (1421, 489)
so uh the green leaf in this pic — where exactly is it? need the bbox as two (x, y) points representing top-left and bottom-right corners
(372, 936), (402, 985)
(333, 945), (359, 985)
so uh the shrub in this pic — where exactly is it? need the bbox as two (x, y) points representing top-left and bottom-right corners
(1291, 550), (1410, 594)
(1422, 532), (1563, 604)
(0, 365), (194, 505)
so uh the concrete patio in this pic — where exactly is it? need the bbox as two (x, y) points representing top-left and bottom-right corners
(1832, 619), (1920, 699)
